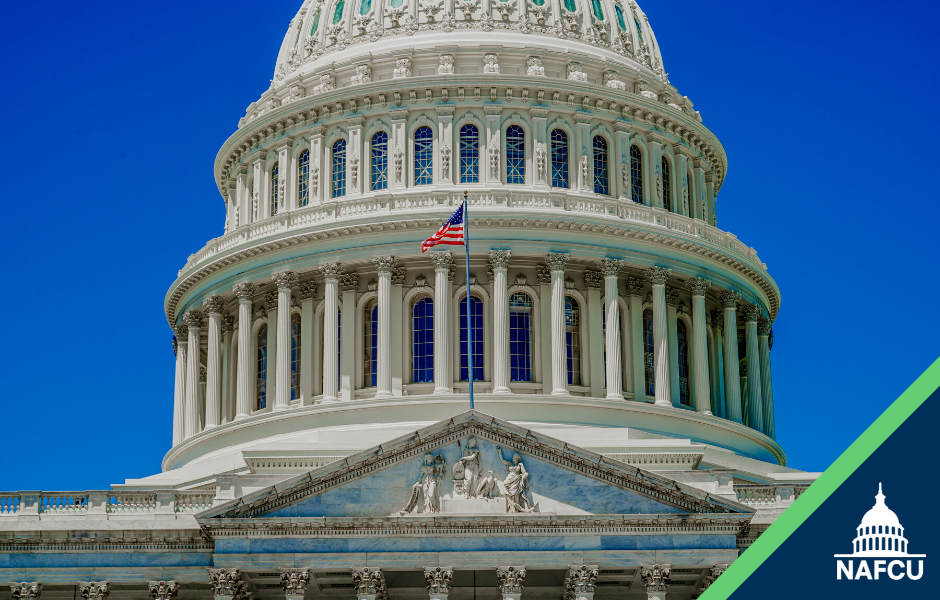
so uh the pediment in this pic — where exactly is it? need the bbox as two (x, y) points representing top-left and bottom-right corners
(198, 411), (750, 520)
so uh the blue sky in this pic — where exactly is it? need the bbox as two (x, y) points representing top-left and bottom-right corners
(0, 1), (937, 489)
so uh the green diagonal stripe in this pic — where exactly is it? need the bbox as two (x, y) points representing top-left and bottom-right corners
(701, 356), (940, 599)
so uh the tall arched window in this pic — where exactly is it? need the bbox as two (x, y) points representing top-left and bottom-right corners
(661, 156), (671, 212)
(643, 308), (654, 396)
(359, 0), (372, 15)
(270, 163), (279, 216)
(460, 295), (484, 382)
(550, 129), (569, 188)
(412, 298), (434, 383)
(615, 5), (626, 31)
(678, 319), (691, 406)
(509, 292), (533, 382)
(593, 136), (609, 195)
(414, 126), (433, 185)
(506, 125), (525, 184)
(630, 145), (643, 203)
(332, 0), (346, 24)
(256, 324), (268, 409)
(459, 124), (479, 183)
(634, 16), (645, 47)
(298, 150), (310, 207)
(565, 297), (581, 385)
(310, 9), (321, 36)
(290, 313), (301, 400)
(332, 139), (346, 198)
(590, 0), (604, 20)
(371, 131), (388, 191)
(364, 302), (377, 387)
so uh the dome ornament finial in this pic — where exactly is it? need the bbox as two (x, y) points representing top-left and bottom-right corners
(876, 482), (885, 504)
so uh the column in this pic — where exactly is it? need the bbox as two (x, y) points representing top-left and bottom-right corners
(721, 291), (743, 423)
(299, 281), (316, 405)
(496, 567), (526, 600)
(10, 583), (42, 600)
(666, 288), (680, 407)
(208, 569), (246, 600)
(172, 324), (188, 445)
(687, 278), (712, 414)
(626, 278), (646, 401)
(438, 106), (455, 184)
(340, 273), (358, 401)
(184, 310), (204, 438)
(566, 566), (598, 600)
(712, 309), (727, 418)
(692, 158), (706, 221)
(352, 568), (385, 600)
(225, 182), (236, 234)
(431, 251), (453, 394)
(220, 316), (234, 423)
(490, 250), (512, 394)
(698, 564), (727, 597)
(252, 157), (263, 221)
(705, 172), (716, 226)
(272, 271), (297, 411)
(78, 583), (110, 600)
(744, 304), (764, 432)
(600, 260), (623, 399)
(547, 253), (570, 396)
(673, 148), (689, 216)
(758, 318), (776, 439)
(148, 582), (178, 600)
(639, 565), (670, 600)
(279, 569), (311, 600)
(392, 267), (405, 396)
(585, 271), (603, 397)
(373, 256), (395, 397)
(321, 264), (342, 402)
(647, 267), (672, 407)
(264, 291), (279, 405)
(537, 266), (553, 393)
(202, 296), (225, 428)
(424, 567), (453, 600)
(233, 282), (256, 419)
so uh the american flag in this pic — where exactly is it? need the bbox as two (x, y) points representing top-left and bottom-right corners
(421, 204), (465, 252)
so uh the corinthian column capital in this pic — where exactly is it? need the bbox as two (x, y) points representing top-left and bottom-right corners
(184, 310), (204, 328)
(496, 567), (526, 597)
(203, 296), (225, 314)
(720, 290), (741, 309)
(429, 250), (453, 270)
(208, 569), (246, 598)
(424, 567), (454, 595)
(279, 569), (311, 597)
(272, 271), (298, 290)
(372, 255), (396, 273)
(175, 323), (189, 340)
(567, 566), (598, 594)
(758, 318), (772, 336)
(221, 315), (235, 334)
(319, 262), (343, 280)
(646, 266), (671, 285)
(686, 277), (711, 297)
(489, 249), (512, 270)
(639, 564), (670, 593)
(743, 304), (763, 322)
(10, 583), (42, 600)
(299, 281), (317, 299)
(584, 270), (603, 289)
(625, 277), (644, 297)
(351, 568), (385, 600)
(78, 583), (111, 600)
(340, 272), (360, 292)
(147, 581), (178, 600)
(665, 287), (679, 307)
(232, 282), (256, 301)
(545, 252), (569, 272)
(598, 258), (623, 277)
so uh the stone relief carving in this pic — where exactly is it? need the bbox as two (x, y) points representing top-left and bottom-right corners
(483, 53), (500, 74)
(604, 70), (626, 90)
(528, 1), (549, 24)
(312, 73), (335, 95)
(441, 145), (451, 177)
(525, 56), (545, 76)
(567, 62), (587, 82)
(386, 4), (408, 28)
(423, 0), (445, 22)
(635, 80), (658, 101)
(400, 452), (448, 514)
(393, 57), (411, 78)
(311, 165), (320, 196)
(535, 142), (546, 182)
(561, 6), (581, 32)
(496, 0), (514, 20)
(489, 143), (500, 178)
(394, 146), (404, 182)
(580, 153), (589, 181)
(438, 54), (455, 75)
(456, 0), (479, 20)
(350, 154), (360, 188)
(496, 446), (535, 512)
(350, 64), (372, 85)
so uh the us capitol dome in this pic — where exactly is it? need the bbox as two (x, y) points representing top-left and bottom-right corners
(0, 2), (821, 598)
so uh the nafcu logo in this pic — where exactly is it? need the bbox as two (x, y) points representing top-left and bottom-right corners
(835, 483), (925, 580)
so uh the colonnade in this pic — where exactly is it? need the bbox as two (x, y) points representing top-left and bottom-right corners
(171, 253), (776, 446)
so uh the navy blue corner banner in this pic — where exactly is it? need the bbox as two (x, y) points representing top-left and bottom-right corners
(728, 386), (939, 598)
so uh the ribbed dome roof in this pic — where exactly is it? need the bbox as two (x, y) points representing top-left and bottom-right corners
(271, 0), (668, 90)
(860, 483), (901, 528)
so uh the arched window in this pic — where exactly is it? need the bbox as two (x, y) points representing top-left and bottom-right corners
(359, 0), (372, 15)
(332, 0), (346, 24)
(591, 0), (604, 20)
(332, 139), (346, 198)
(506, 125), (525, 184)
(509, 292), (533, 382)
(460, 295), (484, 382)
(661, 156), (671, 212)
(291, 313), (301, 400)
(550, 129), (569, 188)
(298, 150), (310, 207)
(643, 308), (654, 396)
(256, 324), (268, 409)
(371, 131), (388, 191)
(678, 319), (691, 406)
(270, 163), (279, 216)
(565, 296), (581, 385)
(593, 136), (609, 195)
(414, 126), (433, 185)
(310, 9), (321, 36)
(364, 302), (377, 387)
(459, 124), (479, 184)
(564, 0), (576, 11)
(630, 145), (643, 203)
(615, 5), (626, 31)
(412, 298), (434, 383)
(634, 15), (645, 47)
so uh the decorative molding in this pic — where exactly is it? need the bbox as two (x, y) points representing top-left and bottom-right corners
(624, 277), (644, 297)
(584, 270), (603, 289)
(279, 569), (311, 596)
(319, 262), (343, 280)
(646, 266), (671, 285)
(78, 583), (111, 600)
(598, 258), (623, 277)
(299, 281), (318, 299)
(272, 270), (298, 290)
(545, 252), (569, 272)
(147, 582), (178, 600)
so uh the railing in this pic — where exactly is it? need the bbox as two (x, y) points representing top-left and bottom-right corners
(735, 485), (811, 509)
(174, 492), (215, 513)
(0, 491), (219, 517)
(107, 492), (158, 513)
(179, 192), (766, 275)
(38, 493), (89, 514)
(0, 494), (20, 515)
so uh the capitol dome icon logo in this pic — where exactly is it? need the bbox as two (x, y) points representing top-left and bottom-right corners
(835, 483), (925, 580)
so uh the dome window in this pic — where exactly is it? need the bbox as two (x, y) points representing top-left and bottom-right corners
(371, 132), (389, 191)
(592, 136), (609, 195)
(332, 139), (346, 198)
(332, 0), (346, 25)
(459, 125), (479, 184)
(414, 126), (433, 186)
(412, 298), (434, 383)
(509, 292), (533, 382)
(661, 156), (672, 212)
(460, 295), (484, 382)
(550, 129), (569, 188)
(565, 296), (582, 386)
(310, 9), (321, 35)
(591, 0), (604, 20)
(615, 5), (626, 31)
(630, 145), (643, 203)
(359, 0), (372, 16)
(298, 150), (310, 207)
(506, 125), (525, 184)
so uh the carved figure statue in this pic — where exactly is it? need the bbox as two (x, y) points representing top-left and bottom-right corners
(483, 54), (500, 74)
(441, 145), (451, 177)
(567, 62), (587, 82)
(351, 65), (372, 85)
(350, 155), (360, 188)
(455, 436), (482, 497)
(621, 160), (629, 191)
(394, 146), (404, 182)
(526, 57), (545, 76)
(312, 73), (335, 95)
(580, 153), (589, 181)
(535, 143), (546, 182)
(489, 144), (500, 179)
(496, 447), (532, 512)
(635, 80), (658, 101)
(311, 165), (320, 196)
(476, 470), (498, 498)
(401, 453), (447, 514)
(393, 58), (412, 78)
(604, 70), (626, 90)
(438, 54), (455, 75)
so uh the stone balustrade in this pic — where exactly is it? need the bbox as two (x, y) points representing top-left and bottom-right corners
(0, 491), (216, 517)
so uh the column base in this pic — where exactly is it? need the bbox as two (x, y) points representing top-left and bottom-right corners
(320, 396), (338, 404)
(374, 391), (393, 399)
(654, 400), (673, 407)
(232, 414), (250, 421)
(492, 386), (512, 394)
(606, 393), (624, 400)
(273, 404), (290, 412)
(551, 389), (570, 396)
(433, 387), (453, 395)
(699, 410), (713, 416)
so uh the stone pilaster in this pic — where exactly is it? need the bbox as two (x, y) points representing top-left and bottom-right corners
(208, 569), (246, 600)
(496, 566), (526, 600)
(647, 267), (672, 407)
(431, 251), (453, 394)
(625, 277), (646, 400)
(711, 309), (727, 418)
(339, 272), (359, 401)
(566, 566), (598, 600)
(744, 304), (764, 432)
(220, 316), (235, 423)
(490, 250), (512, 393)
(424, 567), (453, 600)
(352, 567), (385, 600)
(639, 564), (670, 600)
(202, 296), (225, 428)
(148, 581), (178, 600)
(78, 583), (110, 600)
(272, 271), (298, 411)
(687, 278), (712, 414)
(184, 311), (204, 438)
(585, 270), (604, 397)
(320, 263), (342, 402)
(547, 253), (570, 396)
(758, 319), (775, 439)
(299, 282), (317, 405)
(232, 283), (256, 419)
(10, 583), (42, 600)
(721, 291), (743, 423)
(264, 291), (279, 405)
(173, 323), (188, 444)
(665, 287), (680, 406)
(373, 256), (396, 398)
(600, 260), (623, 399)
(279, 568), (310, 600)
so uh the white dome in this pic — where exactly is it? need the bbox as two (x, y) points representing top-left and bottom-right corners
(860, 483), (901, 528)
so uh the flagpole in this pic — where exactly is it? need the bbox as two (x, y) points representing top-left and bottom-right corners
(464, 190), (474, 411)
